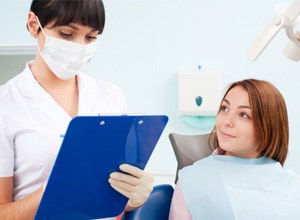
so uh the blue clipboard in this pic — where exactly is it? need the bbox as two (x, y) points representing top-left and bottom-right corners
(35, 115), (168, 220)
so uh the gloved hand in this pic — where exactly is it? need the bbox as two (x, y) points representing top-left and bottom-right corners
(42, 182), (47, 192)
(108, 164), (154, 208)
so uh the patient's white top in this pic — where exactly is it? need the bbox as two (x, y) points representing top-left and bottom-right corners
(0, 61), (128, 202)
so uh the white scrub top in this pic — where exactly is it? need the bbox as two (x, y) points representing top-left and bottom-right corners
(0, 61), (128, 202)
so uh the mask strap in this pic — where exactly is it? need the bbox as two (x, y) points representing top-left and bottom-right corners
(36, 16), (47, 37)
(35, 16), (47, 54)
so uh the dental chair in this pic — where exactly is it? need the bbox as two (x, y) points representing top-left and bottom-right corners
(121, 132), (213, 219)
(169, 132), (213, 183)
(121, 184), (174, 220)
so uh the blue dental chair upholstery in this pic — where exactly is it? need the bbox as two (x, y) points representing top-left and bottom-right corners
(121, 184), (174, 220)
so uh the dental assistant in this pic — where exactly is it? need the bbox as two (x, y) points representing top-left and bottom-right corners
(0, 0), (153, 219)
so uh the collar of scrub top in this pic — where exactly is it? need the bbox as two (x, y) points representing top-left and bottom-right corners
(16, 61), (100, 125)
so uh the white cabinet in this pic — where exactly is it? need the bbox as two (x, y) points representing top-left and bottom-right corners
(0, 45), (35, 55)
(0, 46), (35, 84)
(0, 55), (34, 85)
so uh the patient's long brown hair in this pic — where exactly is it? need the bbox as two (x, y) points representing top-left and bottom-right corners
(210, 79), (289, 166)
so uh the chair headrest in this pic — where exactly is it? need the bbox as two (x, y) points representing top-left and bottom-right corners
(169, 133), (214, 183)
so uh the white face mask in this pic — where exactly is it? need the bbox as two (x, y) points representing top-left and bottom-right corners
(36, 17), (98, 80)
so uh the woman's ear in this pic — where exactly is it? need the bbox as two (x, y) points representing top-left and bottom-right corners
(27, 11), (39, 37)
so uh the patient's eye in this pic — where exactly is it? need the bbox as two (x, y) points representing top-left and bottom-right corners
(240, 112), (250, 119)
(240, 112), (251, 120)
(220, 105), (228, 112)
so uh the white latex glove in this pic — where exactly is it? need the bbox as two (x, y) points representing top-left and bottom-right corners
(108, 164), (154, 208)
(42, 182), (47, 192)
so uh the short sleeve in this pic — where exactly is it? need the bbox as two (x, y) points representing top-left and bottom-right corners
(0, 115), (14, 177)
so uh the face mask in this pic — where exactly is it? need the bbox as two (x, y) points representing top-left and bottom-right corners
(36, 17), (98, 80)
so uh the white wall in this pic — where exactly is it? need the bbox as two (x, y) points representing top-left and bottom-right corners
(0, 1), (34, 46)
(1, 0), (299, 183)
(88, 0), (300, 175)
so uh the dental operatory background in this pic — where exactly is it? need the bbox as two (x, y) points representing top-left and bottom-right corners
(0, 0), (299, 184)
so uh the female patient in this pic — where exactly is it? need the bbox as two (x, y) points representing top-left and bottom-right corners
(169, 79), (300, 219)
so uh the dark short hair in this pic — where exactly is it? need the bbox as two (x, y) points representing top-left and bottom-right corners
(30, 0), (105, 34)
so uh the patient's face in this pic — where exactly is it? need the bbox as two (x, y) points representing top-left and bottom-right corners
(215, 86), (259, 158)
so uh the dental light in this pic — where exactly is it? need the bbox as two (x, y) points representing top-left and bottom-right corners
(247, 0), (300, 61)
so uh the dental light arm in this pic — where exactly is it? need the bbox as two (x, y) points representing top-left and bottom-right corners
(246, 0), (300, 61)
